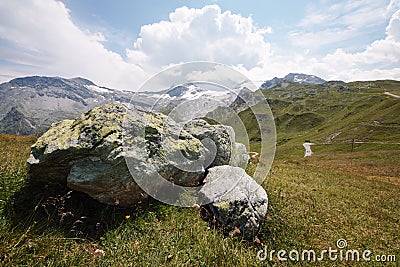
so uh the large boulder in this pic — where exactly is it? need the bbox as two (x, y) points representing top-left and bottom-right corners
(199, 165), (268, 240)
(26, 103), (247, 207)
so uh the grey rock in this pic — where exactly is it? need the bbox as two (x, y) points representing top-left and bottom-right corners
(27, 103), (208, 206)
(229, 87), (266, 113)
(199, 165), (268, 240)
(182, 119), (232, 167)
(0, 106), (36, 136)
(26, 103), (249, 207)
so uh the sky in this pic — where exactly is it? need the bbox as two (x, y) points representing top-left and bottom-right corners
(0, 0), (400, 90)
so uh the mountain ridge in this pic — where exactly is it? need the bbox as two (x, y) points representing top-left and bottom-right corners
(0, 76), (139, 135)
(2, 75), (399, 141)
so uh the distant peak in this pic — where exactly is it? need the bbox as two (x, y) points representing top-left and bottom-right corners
(70, 77), (95, 86)
(283, 73), (325, 83)
(261, 73), (326, 89)
(9, 75), (59, 84)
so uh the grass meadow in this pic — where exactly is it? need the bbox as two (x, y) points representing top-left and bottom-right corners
(0, 134), (398, 266)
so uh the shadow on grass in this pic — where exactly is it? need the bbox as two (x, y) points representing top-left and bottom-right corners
(4, 181), (161, 240)
(4, 180), (289, 251)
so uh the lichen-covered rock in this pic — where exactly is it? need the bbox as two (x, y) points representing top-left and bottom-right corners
(27, 103), (209, 206)
(182, 119), (249, 168)
(199, 165), (268, 240)
(26, 103), (249, 207)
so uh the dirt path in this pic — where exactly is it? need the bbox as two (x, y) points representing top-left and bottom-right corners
(384, 91), (400, 98)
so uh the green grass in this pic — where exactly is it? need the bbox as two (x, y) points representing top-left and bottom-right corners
(0, 134), (399, 266)
(263, 159), (399, 265)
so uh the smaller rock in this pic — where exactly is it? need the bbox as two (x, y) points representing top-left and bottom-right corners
(182, 119), (232, 167)
(199, 165), (268, 240)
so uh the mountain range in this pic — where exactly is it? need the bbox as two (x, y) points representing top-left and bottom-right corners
(0, 76), (138, 135)
(1, 73), (399, 159)
(0, 75), (258, 135)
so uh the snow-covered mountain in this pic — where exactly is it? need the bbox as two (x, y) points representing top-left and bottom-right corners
(139, 83), (241, 120)
(260, 73), (326, 89)
(137, 83), (238, 101)
(0, 77), (248, 135)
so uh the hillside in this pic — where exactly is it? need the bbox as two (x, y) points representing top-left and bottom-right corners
(0, 76), (139, 135)
(240, 80), (400, 157)
(2, 75), (399, 159)
(0, 79), (399, 265)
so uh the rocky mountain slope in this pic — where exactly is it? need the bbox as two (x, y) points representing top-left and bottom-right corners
(4, 74), (398, 151)
(0, 76), (140, 135)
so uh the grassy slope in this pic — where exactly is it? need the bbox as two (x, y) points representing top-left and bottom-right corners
(240, 80), (400, 157)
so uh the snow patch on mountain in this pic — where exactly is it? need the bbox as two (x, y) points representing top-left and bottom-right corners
(86, 85), (113, 93)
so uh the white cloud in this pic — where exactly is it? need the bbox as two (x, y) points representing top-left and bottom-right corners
(288, 27), (355, 50)
(387, 9), (400, 41)
(90, 32), (107, 43)
(237, 7), (400, 83)
(124, 2), (400, 85)
(387, 0), (400, 14)
(292, 0), (393, 51)
(126, 5), (272, 72)
(320, 9), (400, 76)
(239, 1), (400, 83)
(0, 0), (146, 90)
